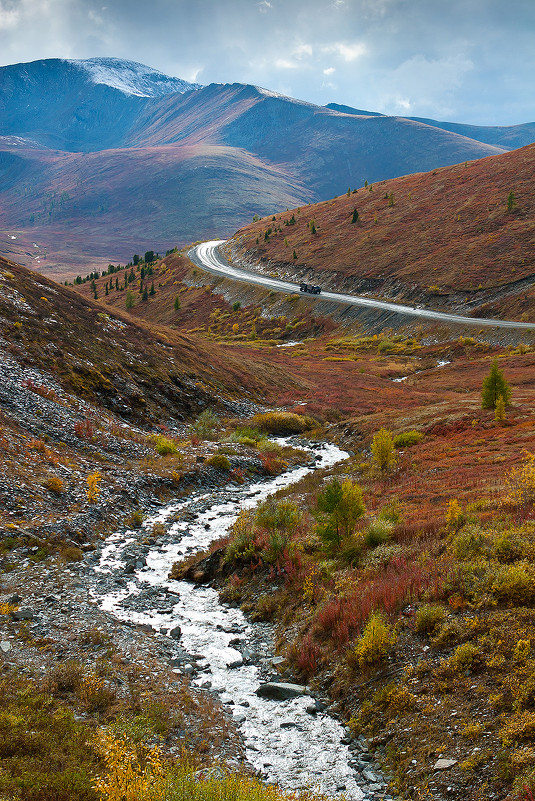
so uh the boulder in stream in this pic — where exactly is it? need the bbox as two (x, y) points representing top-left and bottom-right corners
(256, 682), (309, 701)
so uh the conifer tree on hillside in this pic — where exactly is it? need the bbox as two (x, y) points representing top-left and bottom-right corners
(482, 360), (511, 409)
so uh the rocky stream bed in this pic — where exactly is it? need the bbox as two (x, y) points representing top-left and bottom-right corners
(86, 438), (398, 801)
(2, 437), (399, 800)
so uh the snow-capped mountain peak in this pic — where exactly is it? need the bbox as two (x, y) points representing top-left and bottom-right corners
(67, 57), (201, 97)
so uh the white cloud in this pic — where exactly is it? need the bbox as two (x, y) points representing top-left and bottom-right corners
(293, 43), (312, 58)
(275, 58), (298, 70)
(0, 4), (19, 30)
(258, 1), (272, 12)
(323, 66), (335, 75)
(322, 41), (367, 62)
(372, 54), (475, 119)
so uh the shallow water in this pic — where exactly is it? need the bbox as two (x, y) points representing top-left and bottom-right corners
(91, 440), (383, 800)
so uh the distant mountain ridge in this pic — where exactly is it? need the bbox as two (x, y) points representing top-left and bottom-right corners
(325, 103), (535, 151)
(0, 57), (531, 275)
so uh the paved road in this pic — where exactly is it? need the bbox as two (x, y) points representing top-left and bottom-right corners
(189, 240), (535, 331)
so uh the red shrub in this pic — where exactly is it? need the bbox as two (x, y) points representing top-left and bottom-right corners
(313, 557), (444, 648)
(74, 418), (94, 439)
(295, 634), (321, 678)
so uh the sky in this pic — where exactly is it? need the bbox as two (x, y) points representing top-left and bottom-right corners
(0, 0), (534, 125)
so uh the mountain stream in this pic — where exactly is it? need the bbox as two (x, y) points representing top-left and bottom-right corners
(91, 440), (392, 801)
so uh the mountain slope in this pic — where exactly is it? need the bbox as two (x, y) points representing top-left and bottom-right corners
(227, 143), (535, 321)
(0, 58), (519, 275)
(0, 58), (199, 152)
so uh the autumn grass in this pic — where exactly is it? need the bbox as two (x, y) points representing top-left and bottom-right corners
(93, 729), (333, 801)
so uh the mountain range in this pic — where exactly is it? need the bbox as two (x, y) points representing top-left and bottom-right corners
(0, 57), (533, 276)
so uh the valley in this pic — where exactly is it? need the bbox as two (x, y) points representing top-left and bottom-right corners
(1, 54), (535, 801)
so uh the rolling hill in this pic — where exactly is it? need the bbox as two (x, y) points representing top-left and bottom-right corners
(226, 143), (535, 321)
(0, 57), (526, 277)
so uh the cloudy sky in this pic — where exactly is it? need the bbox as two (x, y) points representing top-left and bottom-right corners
(1, 0), (534, 125)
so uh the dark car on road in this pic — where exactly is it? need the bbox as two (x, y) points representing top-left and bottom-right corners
(299, 282), (321, 295)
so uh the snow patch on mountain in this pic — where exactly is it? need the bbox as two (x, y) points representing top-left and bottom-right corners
(67, 57), (201, 97)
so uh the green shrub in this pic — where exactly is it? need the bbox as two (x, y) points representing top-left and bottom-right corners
(340, 534), (366, 566)
(415, 604), (446, 634)
(224, 511), (258, 565)
(451, 525), (484, 559)
(261, 531), (289, 565)
(364, 518), (393, 548)
(378, 497), (402, 523)
(491, 562), (535, 606)
(193, 409), (220, 440)
(61, 546), (84, 562)
(151, 434), (179, 456)
(125, 510), (144, 528)
(229, 426), (266, 446)
(206, 453), (231, 470)
(255, 498), (301, 533)
(393, 430), (423, 448)
(449, 642), (480, 670)
(355, 611), (395, 667)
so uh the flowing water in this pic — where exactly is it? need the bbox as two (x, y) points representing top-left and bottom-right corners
(91, 440), (390, 800)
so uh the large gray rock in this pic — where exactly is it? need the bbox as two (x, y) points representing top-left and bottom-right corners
(169, 624), (182, 640)
(255, 682), (308, 701)
(433, 758), (457, 770)
(10, 607), (34, 620)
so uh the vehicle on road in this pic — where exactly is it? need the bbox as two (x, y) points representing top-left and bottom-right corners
(299, 282), (321, 295)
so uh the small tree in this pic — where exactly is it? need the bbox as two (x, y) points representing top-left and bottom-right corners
(351, 208), (359, 224)
(125, 290), (135, 309)
(371, 427), (397, 472)
(388, 192), (395, 207)
(293, 249), (298, 260)
(142, 286), (148, 301)
(507, 191), (516, 212)
(495, 395), (506, 423)
(316, 478), (365, 548)
(149, 282), (155, 296)
(482, 360), (511, 409)
(174, 295), (180, 311)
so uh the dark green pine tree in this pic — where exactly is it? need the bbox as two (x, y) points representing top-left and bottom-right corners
(351, 208), (359, 224)
(149, 282), (155, 296)
(142, 286), (149, 302)
(481, 359), (511, 409)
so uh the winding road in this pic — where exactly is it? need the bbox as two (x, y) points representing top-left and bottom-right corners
(189, 240), (535, 331)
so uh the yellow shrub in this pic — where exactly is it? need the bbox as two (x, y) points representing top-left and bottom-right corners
(504, 451), (535, 507)
(251, 411), (315, 434)
(355, 611), (395, 668)
(491, 562), (535, 605)
(500, 710), (535, 745)
(45, 476), (64, 494)
(87, 471), (101, 504)
(446, 499), (464, 530)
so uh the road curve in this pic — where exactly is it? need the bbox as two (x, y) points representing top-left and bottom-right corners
(189, 241), (535, 331)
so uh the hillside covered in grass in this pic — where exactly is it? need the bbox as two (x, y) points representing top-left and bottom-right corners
(227, 143), (535, 322)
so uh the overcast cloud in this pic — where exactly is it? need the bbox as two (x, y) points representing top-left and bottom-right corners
(0, 0), (534, 124)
